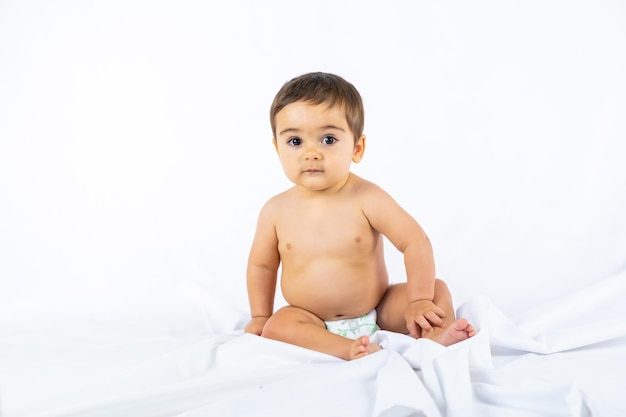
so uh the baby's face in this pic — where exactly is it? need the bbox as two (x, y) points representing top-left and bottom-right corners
(273, 101), (364, 193)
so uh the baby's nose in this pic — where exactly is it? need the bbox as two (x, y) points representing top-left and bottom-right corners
(304, 147), (321, 160)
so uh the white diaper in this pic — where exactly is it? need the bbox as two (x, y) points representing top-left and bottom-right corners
(325, 309), (379, 339)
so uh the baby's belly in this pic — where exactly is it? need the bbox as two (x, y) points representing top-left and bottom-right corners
(281, 264), (388, 321)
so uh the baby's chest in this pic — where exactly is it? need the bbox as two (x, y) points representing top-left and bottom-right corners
(276, 209), (375, 254)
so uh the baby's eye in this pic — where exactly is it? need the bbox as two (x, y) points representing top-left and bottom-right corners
(322, 136), (336, 145)
(288, 137), (302, 146)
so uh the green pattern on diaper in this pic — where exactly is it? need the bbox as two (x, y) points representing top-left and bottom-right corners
(325, 310), (379, 339)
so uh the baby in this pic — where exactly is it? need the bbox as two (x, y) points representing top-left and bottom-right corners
(245, 72), (475, 360)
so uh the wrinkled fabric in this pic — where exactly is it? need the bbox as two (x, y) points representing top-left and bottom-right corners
(2, 270), (625, 417)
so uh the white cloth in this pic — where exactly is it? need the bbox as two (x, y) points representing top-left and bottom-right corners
(4, 271), (626, 417)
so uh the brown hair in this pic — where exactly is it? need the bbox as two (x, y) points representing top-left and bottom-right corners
(270, 72), (364, 144)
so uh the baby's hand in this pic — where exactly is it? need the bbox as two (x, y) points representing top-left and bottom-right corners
(244, 316), (270, 336)
(404, 299), (445, 338)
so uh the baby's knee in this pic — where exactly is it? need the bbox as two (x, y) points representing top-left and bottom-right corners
(260, 308), (298, 341)
(261, 307), (323, 342)
(260, 314), (284, 341)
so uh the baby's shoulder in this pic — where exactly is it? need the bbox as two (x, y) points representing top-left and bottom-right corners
(347, 175), (399, 216)
(260, 188), (294, 213)
(348, 174), (390, 198)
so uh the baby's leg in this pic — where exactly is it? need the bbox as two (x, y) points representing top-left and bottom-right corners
(262, 306), (381, 360)
(376, 279), (475, 346)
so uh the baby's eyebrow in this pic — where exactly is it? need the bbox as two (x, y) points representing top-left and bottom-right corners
(278, 125), (346, 136)
(321, 125), (346, 132)
(279, 127), (300, 136)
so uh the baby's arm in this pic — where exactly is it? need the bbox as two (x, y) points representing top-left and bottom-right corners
(402, 234), (446, 336)
(245, 201), (281, 335)
(362, 183), (444, 337)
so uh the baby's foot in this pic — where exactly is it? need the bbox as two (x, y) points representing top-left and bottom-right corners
(424, 318), (476, 347)
(349, 335), (382, 360)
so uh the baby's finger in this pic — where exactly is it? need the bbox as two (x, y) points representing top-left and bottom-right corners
(416, 315), (433, 332)
(406, 319), (420, 338)
(425, 310), (445, 327)
(432, 304), (446, 318)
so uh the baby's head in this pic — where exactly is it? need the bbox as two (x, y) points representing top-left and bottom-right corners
(270, 72), (364, 144)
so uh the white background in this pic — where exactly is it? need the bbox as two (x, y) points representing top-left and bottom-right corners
(1, 0), (625, 341)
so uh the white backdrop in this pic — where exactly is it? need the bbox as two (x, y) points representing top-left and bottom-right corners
(1, 1), (625, 343)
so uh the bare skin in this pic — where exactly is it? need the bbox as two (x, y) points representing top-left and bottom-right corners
(258, 280), (474, 360)
(245, 101), (475, 360)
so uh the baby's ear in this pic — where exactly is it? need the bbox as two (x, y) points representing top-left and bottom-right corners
(272, 138), (279, 154)
(352, 135), (366, 163)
